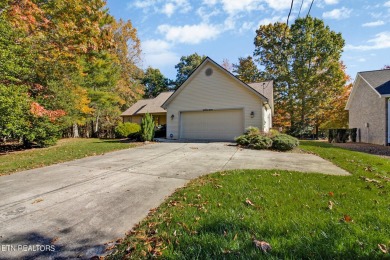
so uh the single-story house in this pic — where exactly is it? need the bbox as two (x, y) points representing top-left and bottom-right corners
(346, 69), (390, 145)
(120, 91), (173, 125)
(121, 57), (273, 141)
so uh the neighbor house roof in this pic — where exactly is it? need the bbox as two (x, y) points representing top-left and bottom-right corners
(162, 57), (270, 109)
(346, 69), (390, 109)
(120, 92), (173, 116)
(359, 69), (390, 95)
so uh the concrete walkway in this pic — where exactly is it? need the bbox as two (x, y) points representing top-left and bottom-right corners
(0, 142), (349, 259)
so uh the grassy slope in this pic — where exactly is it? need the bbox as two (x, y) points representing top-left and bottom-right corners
(0, 138), (136, 175)
(108, 141), (390, 259)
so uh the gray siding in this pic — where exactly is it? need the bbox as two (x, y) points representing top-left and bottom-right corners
(348, 77), (387, 145)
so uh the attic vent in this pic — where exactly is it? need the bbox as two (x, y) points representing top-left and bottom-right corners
(205, 68), (213, 76)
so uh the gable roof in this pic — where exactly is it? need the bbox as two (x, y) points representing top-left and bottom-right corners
(161, 57), (270, 109)
(359, 69), (390, 95)
(120, 91), (173, 116)
(346, 69), (390, 109)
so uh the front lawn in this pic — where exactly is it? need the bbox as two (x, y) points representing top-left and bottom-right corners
(0, 138), (137, 175)
(108, 141), (390, 259)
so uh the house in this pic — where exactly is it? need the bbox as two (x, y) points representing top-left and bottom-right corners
(162, 57), (273, 140)
(346, 69), (390, 145)
(120, 91), (173, 125)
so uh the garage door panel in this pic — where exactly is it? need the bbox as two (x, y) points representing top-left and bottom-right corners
(180, 109), (244, 140)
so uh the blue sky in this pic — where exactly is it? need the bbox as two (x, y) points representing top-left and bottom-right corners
(106, 0), (390, 81)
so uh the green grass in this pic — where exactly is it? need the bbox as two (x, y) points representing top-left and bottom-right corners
(0, 138), (137, 175)
(108, 141), (390, 259)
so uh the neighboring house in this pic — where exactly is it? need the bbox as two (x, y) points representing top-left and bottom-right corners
(346, 69), (390, 145)
(161, 57), (273, 140)
(120, 91), (173, 125)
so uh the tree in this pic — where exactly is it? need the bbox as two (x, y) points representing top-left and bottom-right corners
(221, 58), (232, 72)
(142, 67), (170, 98)
(232, 56), (262, 83)
(254, 17), (346, 137)
(174, 53), (206, 88)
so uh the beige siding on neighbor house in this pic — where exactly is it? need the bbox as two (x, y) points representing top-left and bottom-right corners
(348, 77), (387, 145)
(123, 115), (142, 125)
(166, 62), (264, 139)
(122, 114), (167, 126)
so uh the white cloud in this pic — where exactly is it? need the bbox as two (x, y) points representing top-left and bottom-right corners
(322, 7), (352, 20)
(221, 0), (263, 14)
(385, 1), (390, 7)
(158, 23), (222, 44)
(362, 20), (385, 27)
(142, 39), (179, 68)
(358, 58), (366, 62)
(196, 6), (220, 22)
(257, 16), (285, 26)
(239, 21), (255, 33)
(346, 32), (390, 51)
(324, 0), (339, 4)
(132, 0), (156, 9)
(263, 0), (293, 11)
(162, 3), (175, 17)
(132, 0), (191, 17)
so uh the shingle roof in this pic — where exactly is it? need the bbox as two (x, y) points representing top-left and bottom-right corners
(248, 81), (274, 110)
(359, 69), (390, 95)
(120, 92), (173, 116)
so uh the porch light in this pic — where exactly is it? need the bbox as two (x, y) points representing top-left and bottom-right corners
(250, 111), (255, 118)
(171, 114), (174, 120)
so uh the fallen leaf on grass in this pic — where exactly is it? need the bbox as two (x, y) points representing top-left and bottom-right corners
(245, 198), (255, 206)
(233, 233), (238, 240)
(51, 237), (59, 244)
(328, 201), (334, 210)
(272, 173), (280, 177)
(378, 244), (388, 254)
(328, 192), (334, 197)
(254, 240), (272, 253)
(360, 176), (381, 184)
(340, 215), (353, 223)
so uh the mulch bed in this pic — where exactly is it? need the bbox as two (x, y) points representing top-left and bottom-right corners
(0, 142), (29, 155)
(333, 142), (390, 158)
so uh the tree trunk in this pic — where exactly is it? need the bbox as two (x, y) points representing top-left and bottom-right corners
(95, 115), (99, 137)
(72, 123), (79, 138)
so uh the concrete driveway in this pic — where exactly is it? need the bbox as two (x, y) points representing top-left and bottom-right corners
(0, 142), (349, 259)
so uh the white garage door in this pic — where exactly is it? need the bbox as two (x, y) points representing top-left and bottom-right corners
(180, 109), (244, 140)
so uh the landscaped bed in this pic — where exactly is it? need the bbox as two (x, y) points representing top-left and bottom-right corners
(0, 138), (137, 175)
(107, 141), (390, 259)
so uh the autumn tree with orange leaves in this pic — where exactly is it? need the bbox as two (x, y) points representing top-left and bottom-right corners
(0, 0), (144, 145)
(254, 17), (347, 137)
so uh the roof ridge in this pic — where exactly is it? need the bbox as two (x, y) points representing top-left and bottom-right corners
(358, 69), (390, 74)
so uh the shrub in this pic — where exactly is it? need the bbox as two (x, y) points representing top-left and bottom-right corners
(115, 122), (140, 138)
(140, 113), (155, 141)
(271, 134), (299, 151)
(248, 135), (273, 150)
(245, 126), (260, 136)
(235, 135), (251, 146)
(23, 117), (61, 147)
